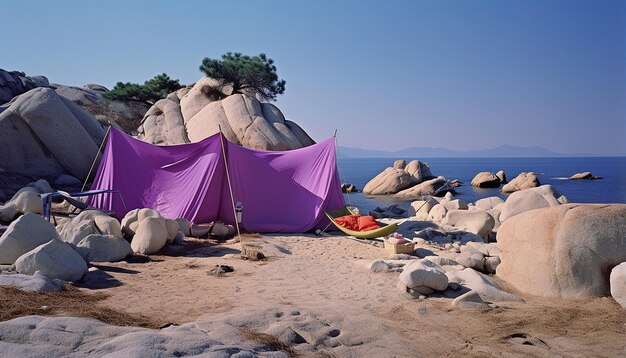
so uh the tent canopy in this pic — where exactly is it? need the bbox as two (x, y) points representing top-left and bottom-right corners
(87, 128), (345, 233)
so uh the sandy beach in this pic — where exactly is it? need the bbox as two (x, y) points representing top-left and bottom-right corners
(71, 232), (625, 357)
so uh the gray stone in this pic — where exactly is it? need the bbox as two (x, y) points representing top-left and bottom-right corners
(499, 185), (562, 222)
(77, 234), (132, 262)
(452, 290), (491, 311)
(447, 268), (523, 302)
(501, 172), (540, 193)
(0, 213), (60, 264)
(15, 240), (88, 282)
(471, 172), (501, 188)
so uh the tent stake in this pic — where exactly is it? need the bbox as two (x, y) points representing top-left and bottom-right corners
(81, 125), (111, 192)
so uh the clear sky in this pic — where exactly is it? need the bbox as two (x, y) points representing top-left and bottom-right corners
(4, 1), (625, 155)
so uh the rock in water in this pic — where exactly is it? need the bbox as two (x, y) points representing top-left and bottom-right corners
(501, 172), (540, 193)
(497, 204), (626, 298)
(610, 263), (626, 309)
(0, 213), (61, 264)
(15, 240), (88, 282)
(471, 172), (501, 188)
(569, 171), (602, 180)
(495, 170), (507, 184)
(395, 177), (453, 199)
(363, 160), (434, 195)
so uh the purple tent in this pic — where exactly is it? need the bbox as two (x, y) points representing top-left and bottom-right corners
(87, 128), (345, 233)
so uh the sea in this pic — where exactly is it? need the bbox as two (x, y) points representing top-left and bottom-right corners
(339, 157), (626, 213)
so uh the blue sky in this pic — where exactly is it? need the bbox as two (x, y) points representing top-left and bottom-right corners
(4, 1), (625, 155)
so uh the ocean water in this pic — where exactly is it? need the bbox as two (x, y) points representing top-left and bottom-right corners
(338, 157), (626, 213)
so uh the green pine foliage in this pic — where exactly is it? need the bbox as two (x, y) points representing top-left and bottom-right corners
(103, 73), (182, 103)
(199, 53), (286, 101)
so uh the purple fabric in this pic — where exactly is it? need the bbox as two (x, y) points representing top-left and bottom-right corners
(87, 128), (345, 232)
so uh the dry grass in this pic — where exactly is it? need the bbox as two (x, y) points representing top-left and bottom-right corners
(239, 326), (299, 358)
(0, 286), (160, 328)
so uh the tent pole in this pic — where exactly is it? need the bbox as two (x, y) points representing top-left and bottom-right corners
(333, 130), (352, 208)
(219, 129), (242, 238)
(81, 125), (112, 192)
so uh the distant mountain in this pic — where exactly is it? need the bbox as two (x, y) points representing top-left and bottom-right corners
(338, 144), (598, 158)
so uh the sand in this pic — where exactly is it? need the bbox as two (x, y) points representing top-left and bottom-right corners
(71, 233), (626, 357)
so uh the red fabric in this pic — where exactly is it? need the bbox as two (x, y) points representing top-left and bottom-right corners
(334, 215), (381, 232)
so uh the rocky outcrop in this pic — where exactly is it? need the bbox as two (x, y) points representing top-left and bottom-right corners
(0, 213), (61, 264)
(0, 70), (48, 104)
(0, 88), (105, 195)
(497, 204), (626, 298)
(363, 160), (435, 195)
(501, 172), (540, 193)
(137, 77), (315, 150)
(15, 239), (88, 282)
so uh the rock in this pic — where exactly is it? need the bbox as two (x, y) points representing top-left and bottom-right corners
(136, 97), (188, 145)
(399, 259), (448, 291)
(77, 234), (133, 262)
(369, 205), (406, 219)
(0, 88), (104, 188)
(341, 183), (359, 193)
(441, 210), (495, 239)
(27, 179), (54, 194)
(15, 240), (88, 282)
(59, 211), (122, 245)
(0, 273), (64, 292)
(363, 160), (434, 195)
(484, 256), (501, 274)
(0, 70), (44, 104)
(427, 203), (448, 221)
(0, 213), (61, 264)
(175, 218), (192, 236)
(497, 204), (626, 298)
(397, 281), (421, 299)
(454, 252), (485, 271)
(165, 219), (180, 243)
(495, 170), (507, 184)
(610, 263), (626, 309)
(471, 172), (501, 188)
(449, 179), (463, 187)
(0, 204), (18, 222)
(362, 167), (412, 195)
(447, 268), (523, 302)
(473, 196), (504, 211)
(499, 185), (562, 222)
(424, 256), (459, 267)
(452, 290), (491, 311)
(121, 208), (163, 237)
(407, 198), (438, 217)
(443, 199), (469, 211)
(395, 177), (454, 199)
(501, 172), (540, 193)
(53, 174), (82, 188)
(465, 242), (502, 257)
(569, 171), (601, 180)
(370, 260), (391, 273)
(131, 217), (168, 255)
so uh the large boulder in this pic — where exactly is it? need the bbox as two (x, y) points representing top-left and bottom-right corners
(15, 239), (88, 282)
(0, 69), (43, 104)
(499, 185), (562, 222)
(0, 213), (60, 264)
(363, 160), (434, 195)
(77, 234), (132, 262)
(569, 171), (601, 180)
(395, 177), (453, 199)
(399, 259), (448, 291)
(137, 77), (315, 150)
(447, 268), (522, 302)
(0, 87), (104, 181)
(470, 172), (501, 188)
(131, 217), (169, 255)
(441, 210), (495, 240)
(497, 204), (626, 298)
(501, 172), (540, 193)
(610, 263), (626, 309)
